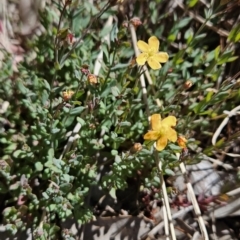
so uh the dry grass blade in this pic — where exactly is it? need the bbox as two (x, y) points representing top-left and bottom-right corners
(177, 153), (209, 240)
(212, 105), (240, 145)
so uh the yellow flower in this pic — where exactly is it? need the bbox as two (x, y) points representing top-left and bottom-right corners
(144, 114), (177, 151)
(136, 36), (169, 70)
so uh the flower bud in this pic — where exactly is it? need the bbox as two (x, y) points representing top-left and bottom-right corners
(66, 32), (74, 45)
(87, 74), (98, 85)
(80, 65), (90, 75)
(62, 90), (74, 101)
(130, 143), (142, 153)
(89, 123), (96, 129)
(177, 136), (187, 149)
(122, 21), (129, 28)
(130, 17), (142, 28)
(184, 80), (193, 90)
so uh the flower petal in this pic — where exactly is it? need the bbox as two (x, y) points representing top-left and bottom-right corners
(148, 36), (159, 53)
(136, 53), (148, 65)
(154, 52), (169, 63)
(155, 136), (168, 151)
(147, 57), (161, 70)
(165, 128), (177, 142)
(161, 116), (177, 127)
(137, 40), (149, 53)
(150, 114), (161, 131)
(144, 130), (160, 140)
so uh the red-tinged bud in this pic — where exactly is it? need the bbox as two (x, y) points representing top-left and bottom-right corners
(66, 32), (74, 45)
(80, 65), (90, 75)
(130, 17), (142, 28)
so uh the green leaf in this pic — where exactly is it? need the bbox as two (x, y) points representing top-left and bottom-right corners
(165, 168), (175, 176)
(115, 155), (121, 163)
(42, 192), (49, 199)
(13, 150), (26, 159)
(111, 150), (118, 156)
(101, 119), (112, 130)
(60, 183), (72, 193)
(206, 91), (214, 102)
(215, 138), (225, 147)
(51, 128), (61, 134)
(188, 0), (198, 7)
(184, 28), (193, 44)
(228, 24), (240, 42)
(194, 33), (207, 40)
(63, 174), (71, 183)
(111, 86), (120, 97)
(217, 51), (236, 65)
(35, 162), (43, 171)
(41, 89), (49, 105)
(0, 182), (8, 193)
(100, 25), (112, 38)
(2, 207), (17, 216)
(43, 79), (51, 91)
(102, 43), (110, 63)
(70, 106), (86, 115)
(5, 224), (17, 235)
(63, 115), (75, 127)
(111, 63), (129, 70)
(167, 34), (176, 42)
(119, 121), (131, 127)
(214, 46), (221, 60)
(109, 188), (116, 199)
(174, 17), (191, 30)
(46, 163), (62, 174)
(53, 158), (64, 169)
(153, 176), (160, 184)
(9, 182), (20, 191)
(77, 117), (86, 126)
(47, 148), (54, 162)
(17, 80), (29, 94)
(223, 56), (238, 63)
(76, 89), (85, 98)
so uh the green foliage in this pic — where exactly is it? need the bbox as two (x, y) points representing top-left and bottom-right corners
(0, 0), (239, 238)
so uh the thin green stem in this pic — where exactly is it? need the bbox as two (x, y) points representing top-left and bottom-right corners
(54, 1), (69, 63)
(62, 75), (84, 127)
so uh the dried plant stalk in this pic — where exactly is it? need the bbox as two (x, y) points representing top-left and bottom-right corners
(177, 153), (209, 240)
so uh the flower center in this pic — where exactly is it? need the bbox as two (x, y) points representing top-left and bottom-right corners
(148, 47), (156, 57)
(158, 124), (168, 137)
